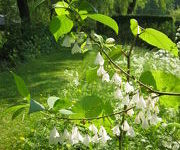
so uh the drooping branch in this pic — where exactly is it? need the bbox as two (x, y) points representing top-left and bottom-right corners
(102, 49), (180, 97)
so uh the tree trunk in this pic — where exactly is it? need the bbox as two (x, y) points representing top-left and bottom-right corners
(127, 0), (136, 14)
(16, 0), (30, 35)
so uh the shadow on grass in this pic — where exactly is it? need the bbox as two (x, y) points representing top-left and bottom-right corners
(0, 49), (83, 104)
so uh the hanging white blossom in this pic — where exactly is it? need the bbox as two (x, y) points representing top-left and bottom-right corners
(91, 134), (99, 143)
(122, 120), (130, 131)
(62, 35), (75, 47)
(142, 117), (149, 129)
(127, 108), (134, 117)
(105, 38), (115, 44)
(114, 88), (123, 99)
(99, 126), (111, 144)
(63, 129), (71, 141)
(70, 126), (83, 145)
(127, 126), (135, 137)
(71, 42), (82, 54)
(135, 114), (141, 124)
(102, 72), (110, 82)
(136, 96), (146, 109)
(111, 73), (122, 86)
(97, 65), (106, 77)
(83, 134), (91, 146)
(131, 91), (139, 104)
(124, 82), (134, 93)
(150, 114), (162, 125)
(49, 127), (61, 145)
(95, 52), (104, 65)
(112, 125), (120, 136)
(122, 95), (130, 106)
(89, 124), (98, 134)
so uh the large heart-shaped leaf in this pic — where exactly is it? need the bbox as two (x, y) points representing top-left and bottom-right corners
(50, 15), (73, 41)
(139, 28), (178, 57)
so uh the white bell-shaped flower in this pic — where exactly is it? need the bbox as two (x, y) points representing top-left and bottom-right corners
(136, 96), (146, 109)
(131, 92), (139, 103)
(89, 124), (98, 134)
(127, 108), (134, 117)
(125, 82), (134, 93)
(102, 72), (110, 82)
(97, 65), (106, 77)
(122, 95), (130, 106)
(111, 73), (122, 86)
(62, 35), (75, 47)
(83, 134), (91, 146)
(91, 134), (99, 143)
(95, 52), (104, 66)
(70, 126), (83, 145)
(71, 42), (81, 54)
(146, 110), (152, 120)
(105, 38), (115, 44)
(127, 126), (135, 137)
(122, 120), (130, 131)
(49, 127), (60, 145)
(114, 88), (123, 99)
(112, 125), (120, 136)
(150, 114), (162, 125)
(135, 114), (141, 124)
(142, 117), (149, 129)
(99, 126), (111, 144)
(154, 106), (159, 114)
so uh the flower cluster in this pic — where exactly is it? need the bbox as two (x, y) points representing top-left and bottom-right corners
(94, 52), (162, 137)
(49, 124), (111, 146)
(175, 26), (180, 50)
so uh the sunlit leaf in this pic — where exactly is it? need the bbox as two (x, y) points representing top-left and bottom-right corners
(55, 1), (69, 16)
(50, 15), (73, 41)
(11, 72), (30, 101)
(47, 96), (59, 109)
(59, 109), (74, 115)
(87, 14), (119, 34)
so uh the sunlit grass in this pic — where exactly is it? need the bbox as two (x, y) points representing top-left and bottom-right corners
(0, 49), (83, 149)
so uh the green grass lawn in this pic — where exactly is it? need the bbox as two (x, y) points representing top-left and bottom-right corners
(0, 49), (83, 149)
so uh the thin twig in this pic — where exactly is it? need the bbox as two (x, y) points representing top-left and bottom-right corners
(102, 49), (180, 97)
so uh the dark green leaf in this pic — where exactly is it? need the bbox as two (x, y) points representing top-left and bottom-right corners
(11, 72), (30, 101)
(139, 71), (157, 92)
(12, 107), (26, 120)
(29, 99), (45, 114)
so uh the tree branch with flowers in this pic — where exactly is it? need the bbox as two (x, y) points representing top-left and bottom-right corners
(8, 0), (180, 149)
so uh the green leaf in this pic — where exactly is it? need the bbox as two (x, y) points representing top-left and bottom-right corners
(50, 15), (73, 41)
(130, 19), (141, 36)
(59, 109), (74, 115)
(11, 72), (30, 101)
(139, 28), (178, 57)
(47, 96), (59, 109)
(53, 98), (71, 111)
(103, 101), (115, 120)
(139, 71), (157, 92)
(86, 67), (97, 83)
(152, 71), (180, 108)
(55, 1), (69, 16)
(12, 107), (26, 120)
(87, 14), (119, 34)
(29, 99), (45, 114)
(72, 95), (103, 118)
(6, 104), (28, 113)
